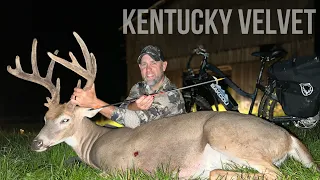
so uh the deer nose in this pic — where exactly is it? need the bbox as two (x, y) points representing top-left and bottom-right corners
(31, 139), (43, 150)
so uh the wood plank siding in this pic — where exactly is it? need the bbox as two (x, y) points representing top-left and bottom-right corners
(123, 0), (315, 111)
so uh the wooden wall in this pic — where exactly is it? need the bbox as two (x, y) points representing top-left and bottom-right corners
(125, 0), (314, 59)
(123, 0), (315, 107)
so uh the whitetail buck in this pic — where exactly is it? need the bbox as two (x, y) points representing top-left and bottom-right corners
(7, 32), (319, 180)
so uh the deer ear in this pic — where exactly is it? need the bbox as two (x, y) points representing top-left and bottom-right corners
(83, 108), (102, 118)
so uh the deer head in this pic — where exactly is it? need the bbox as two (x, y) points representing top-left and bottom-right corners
(7, 32), (100, 152)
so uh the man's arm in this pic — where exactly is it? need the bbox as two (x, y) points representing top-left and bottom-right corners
(71, 82), (185, 128)
(127, 95), (154, 111)
(111, 90), (186, 128)
(71, 84), (118, 119)
(119, 83), (154, 111)
(89, 98), (116, 119)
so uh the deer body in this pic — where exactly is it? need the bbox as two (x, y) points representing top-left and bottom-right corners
(7, 32), (319, 179)
(36, 108), (317, 179)
(81, 110), (211, 175)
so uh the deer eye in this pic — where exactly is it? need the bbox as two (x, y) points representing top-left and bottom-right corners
(61, 119), (70, 124)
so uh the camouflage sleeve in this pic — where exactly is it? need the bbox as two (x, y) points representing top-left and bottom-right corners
(110, 89), (186, 128)
(118, 83), (141, 109)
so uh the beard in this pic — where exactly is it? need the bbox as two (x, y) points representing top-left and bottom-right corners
(144, 74), (164, 87)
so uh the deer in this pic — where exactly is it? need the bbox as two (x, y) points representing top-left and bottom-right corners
(7, 32), (319, 180)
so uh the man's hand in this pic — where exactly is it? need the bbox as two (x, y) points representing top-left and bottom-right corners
(70, 84), (98, 108)
(128, 95), (154, 111)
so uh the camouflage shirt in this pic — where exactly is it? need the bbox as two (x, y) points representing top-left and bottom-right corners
(110, 76), (186, 128)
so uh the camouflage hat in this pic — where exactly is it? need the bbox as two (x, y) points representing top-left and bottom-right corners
(137, 45), (164, 64)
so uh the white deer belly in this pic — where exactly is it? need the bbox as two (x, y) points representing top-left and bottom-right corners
(179, 144), (250, 179)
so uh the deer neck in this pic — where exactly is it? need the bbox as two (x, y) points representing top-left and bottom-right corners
(65, 117), (111, 165)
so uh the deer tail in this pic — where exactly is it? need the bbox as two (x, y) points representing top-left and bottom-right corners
(288, 136), (320, 171)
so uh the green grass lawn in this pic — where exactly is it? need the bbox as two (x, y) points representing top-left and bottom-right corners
(0, 122), (320, 180)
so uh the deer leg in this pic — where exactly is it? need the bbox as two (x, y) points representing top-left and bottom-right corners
(210, 169), (266, 180)
(209, 161), (281, 180)
(248, 163), (281, 180)
(99, 171), (109, 178)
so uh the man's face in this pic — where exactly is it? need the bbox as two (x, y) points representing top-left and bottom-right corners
(139, 54), (167, 87)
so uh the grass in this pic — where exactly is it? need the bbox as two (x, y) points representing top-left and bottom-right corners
(0, 122), (320, 180)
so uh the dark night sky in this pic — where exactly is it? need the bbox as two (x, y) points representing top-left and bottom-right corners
(2, 1), (320, 125)
(1, 0), (158, 122)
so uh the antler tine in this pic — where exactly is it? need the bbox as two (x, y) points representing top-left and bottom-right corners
(45, 50), (60, 107)
(31, 39), (40, 76)
(46, 50), (59, 81)
(73, 31), (97, 90)
(47, 31), (97, 91)
(7, 39), (61, 108)
(90, 53), (97, 78)
(73, 32), (92, 74)
(66, 79), (82, 111)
